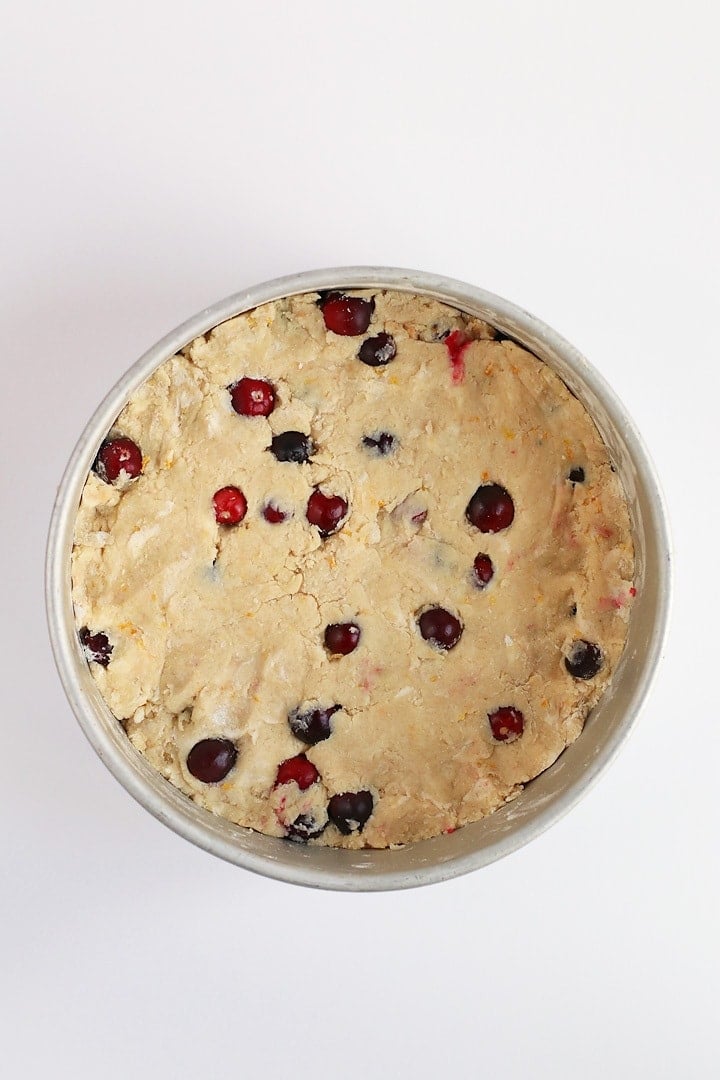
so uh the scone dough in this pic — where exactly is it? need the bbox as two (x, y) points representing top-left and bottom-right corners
(71, 290), (635, 848)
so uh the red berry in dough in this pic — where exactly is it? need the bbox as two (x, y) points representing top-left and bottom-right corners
(213, 486), (247, 525)
(306, 489), (348, 536)
(488, 707), (524, 743)
(229, 378), (275, 417)
(275, 754), (319, 790)
(473, 554), (494, 587)
(466, 484), (514, 533)
(95, 437), (143, 483)
(324, 623), (361, 655)
(418, 608), (463, 650)
(321, 294), (374, 336)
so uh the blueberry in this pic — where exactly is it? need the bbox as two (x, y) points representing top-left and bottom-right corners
(358, 333), (396, 367)
(362, 432), (395, 455)
(328, 791), (374, 835)
(288, 704), (341, 744)
(270, 431), (314, 463)
(565, 640), (603, 679)
(186, 738), (237, 783)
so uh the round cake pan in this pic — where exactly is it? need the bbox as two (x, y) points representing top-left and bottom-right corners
(45, 267), (671, 891)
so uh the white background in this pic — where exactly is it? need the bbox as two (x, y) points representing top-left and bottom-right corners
(2, 2), (718, 1077)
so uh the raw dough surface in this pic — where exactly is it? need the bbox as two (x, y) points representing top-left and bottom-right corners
(71, 290), (635, 848)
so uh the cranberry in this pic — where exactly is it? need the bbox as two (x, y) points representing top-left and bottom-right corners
(466, 484), (515, 533)
(94, 437), (143, 484)
(213, 485), (247, 525)
(286, 814), (327, 843)
(473, 554), (494, 588)
(262, 502), (289, 524)
(270, 431), (314, 463)
(362, 432), (395, 455)
(418, 607), (463, 650)
(445, 329), (471, 384)
(186, 738), (237, 782)
(229, 377), (275, 417)
(289, 704), (340, 744)
(275, 754), (319, 790)
(565, 640), (603, 679)
(79, 627), (112, 667)
(358, 332), (396, 366)
(324, 622), (361, 655)
(568, 466), (585, 483)
(328, 791), (374, 835)
(320, 293), (374, 336)
(306, 489), (348, 536)
(488, 706), (525, 742)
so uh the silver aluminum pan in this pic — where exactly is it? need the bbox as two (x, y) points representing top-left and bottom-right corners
(45, 267), (672, 891)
